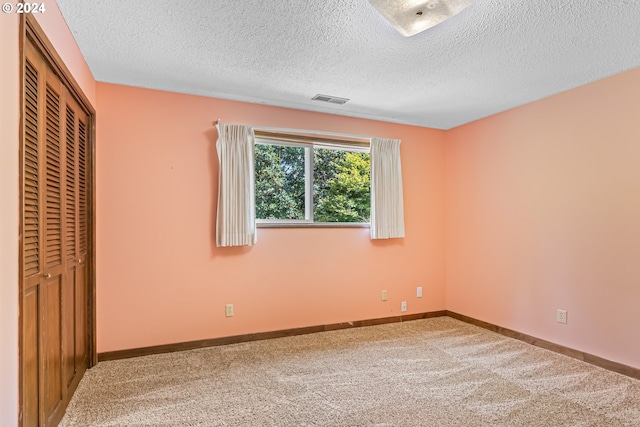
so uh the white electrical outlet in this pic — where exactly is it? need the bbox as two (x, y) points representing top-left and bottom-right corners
(225, 304), (234, 317)
(401, 301), (407, 312)
(381, 290), (387, 301)
(557, 309), (567, 324)
(417, 286), (423, 298)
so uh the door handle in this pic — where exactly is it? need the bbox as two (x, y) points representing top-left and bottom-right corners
(43, 273), (51, 278)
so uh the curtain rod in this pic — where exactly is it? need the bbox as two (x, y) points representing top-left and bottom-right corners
(252, 125), (372, 143)
(215, 119), (372, 143)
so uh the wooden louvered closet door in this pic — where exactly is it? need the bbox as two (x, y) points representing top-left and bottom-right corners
(22, 32), (91, 427)
(61, 94), (89, 394)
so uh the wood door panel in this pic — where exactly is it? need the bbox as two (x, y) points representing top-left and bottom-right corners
(43, 75), (63, 273)
(77, 117), (88, 259)
(64, 104), (76, 267)
(75, 263), (88, 369)
(42, 275), (63, 423)
(75, 110), (89, 375)
(23, 57), (41, 280)
(62, 270), (76, 387)
(23, 283), (40, 427)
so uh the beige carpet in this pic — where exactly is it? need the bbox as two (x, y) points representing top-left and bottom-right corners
(60, 317), (640, 426)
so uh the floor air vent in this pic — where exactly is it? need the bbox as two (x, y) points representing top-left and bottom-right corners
(311, 94), (349, 105)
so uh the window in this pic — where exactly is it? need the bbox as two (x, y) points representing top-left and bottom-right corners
(255, 136), (371, 226)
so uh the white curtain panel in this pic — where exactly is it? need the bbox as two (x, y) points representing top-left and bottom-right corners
(215, 123), (257, 247)
(370, 137), (405, 239)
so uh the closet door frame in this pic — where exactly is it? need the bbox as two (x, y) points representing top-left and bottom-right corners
(18, 14), (96, 426)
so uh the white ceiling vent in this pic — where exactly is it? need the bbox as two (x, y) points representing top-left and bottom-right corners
(311, 94), (349, 105)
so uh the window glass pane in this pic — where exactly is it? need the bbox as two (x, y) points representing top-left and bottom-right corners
(313, 148), (371, 223)
(255, 144), (306, 220)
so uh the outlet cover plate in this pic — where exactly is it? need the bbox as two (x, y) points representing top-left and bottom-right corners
(417, 287), (423, 298)
(401, 301), (407, 312)
(226, 304), (234, 317)
(557, 309), (567, 324)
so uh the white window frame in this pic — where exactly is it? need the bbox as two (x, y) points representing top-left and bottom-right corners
(255, 137), (371, 228)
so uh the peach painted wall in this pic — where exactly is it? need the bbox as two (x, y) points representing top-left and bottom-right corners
(0, 2), (95, 425)
(95, 83), (446, 353)
(446, 67), (640, 368)
(0, 11), (21, 427)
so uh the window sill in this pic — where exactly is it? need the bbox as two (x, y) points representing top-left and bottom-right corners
(256, 222), (370, 229)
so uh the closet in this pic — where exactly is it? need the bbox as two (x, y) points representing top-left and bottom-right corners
(20, 16), (95, 427)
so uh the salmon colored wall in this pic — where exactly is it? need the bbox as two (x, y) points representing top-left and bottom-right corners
(95, 83), (446, 353)
(6, 7), (637, 409)
(1, 2), (95, 425)
(446, 67), (640, 368)
(0, 11), (20, 427)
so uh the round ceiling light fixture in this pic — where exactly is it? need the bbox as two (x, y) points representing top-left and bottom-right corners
(368, 0), (472, 37)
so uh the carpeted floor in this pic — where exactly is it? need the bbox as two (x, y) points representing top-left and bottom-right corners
(59, 317), (640, 426)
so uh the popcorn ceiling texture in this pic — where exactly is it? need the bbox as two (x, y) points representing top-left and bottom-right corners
(57, 0), (640, 129)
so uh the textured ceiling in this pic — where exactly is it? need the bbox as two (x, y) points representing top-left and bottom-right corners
(57, 0), (640, 130)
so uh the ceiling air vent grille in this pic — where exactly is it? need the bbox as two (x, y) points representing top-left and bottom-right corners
(311, 94), (349, 105)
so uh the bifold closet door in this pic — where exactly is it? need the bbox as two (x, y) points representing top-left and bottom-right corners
(61, 93), (89, 393)
(22, 39), (45, 427)
(22, 37), (90, 427)
(23, 40), (65, 427)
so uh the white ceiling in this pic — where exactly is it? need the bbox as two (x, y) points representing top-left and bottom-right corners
(57, 0), (640, 130)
